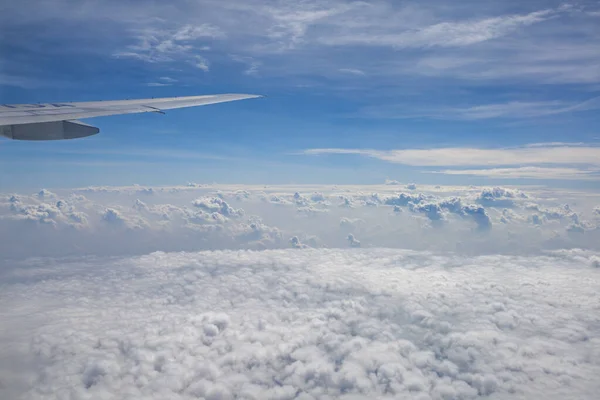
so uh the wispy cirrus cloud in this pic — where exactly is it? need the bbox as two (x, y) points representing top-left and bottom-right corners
(318, 9), (554, 48)
(146, 76), (179, 86)
(302, 143), (600, 180)
(303, 144), (600, 167)
(7, 0), (599, 86)
(338, 68), (366, 76)
(192, 55), (210, 71)
(112, 23), (223, 67)
(230, 55), (262, 75)
(429, 166), (600, 180)
(359, 97), (600, 120)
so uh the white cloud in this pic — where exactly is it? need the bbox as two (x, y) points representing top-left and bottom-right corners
(384, 192), (430, 206)
(360, 97), (600, 120)
(346, 233), (361, 247)
(193, 55), (210, 71)
(37, 188), (56, 199)
(230, 54), (261, 75)
(146, 81), (171, 87)
(319, 10), (553, 48)
(8, 0), (599, 88)
(458, 97), (600, 119)
(113, 23), (223, 66)
(1, 248), (599, 399)
(1, 184), (598, 259)
(171, 23), (225, 41)
(159, 76), (178, 83)
(431, 166), (600, 180)
(1, 183), (600, 398)
(193, 196), (244, 217)
(302, 144), (600, 179)
(338, 68), (365, 75)
(101, 207), (124, 224)
(475, 186), (527, 208)
(146, 76), (179, 86)
(411, 202), (446, 225)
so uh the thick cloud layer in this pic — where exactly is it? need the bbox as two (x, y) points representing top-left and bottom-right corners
(1, 184), (599, 258)
(1, 249), (599, 399)
(1, 184), (600, 399)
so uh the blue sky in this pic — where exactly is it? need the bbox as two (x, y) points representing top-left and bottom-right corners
(1, 0), (600, 189)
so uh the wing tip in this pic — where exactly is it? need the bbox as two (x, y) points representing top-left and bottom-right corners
(236, 93), (265, 99)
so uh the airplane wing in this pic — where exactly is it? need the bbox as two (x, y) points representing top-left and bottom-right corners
(0, 93), (262, 140)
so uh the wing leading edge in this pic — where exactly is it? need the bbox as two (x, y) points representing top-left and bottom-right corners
(0, 93), (262, 140)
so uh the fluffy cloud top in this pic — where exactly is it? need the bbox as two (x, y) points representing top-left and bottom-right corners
(0, 184), (598, 258)
(1, 249), (599, 399)
(1, 184), (600, 399)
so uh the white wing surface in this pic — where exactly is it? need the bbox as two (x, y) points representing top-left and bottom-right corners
(0, 94), (262, 140)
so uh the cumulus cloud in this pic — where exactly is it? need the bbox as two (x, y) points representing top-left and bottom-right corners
(310, 192), (326, 202)
(384, 192), (429, 207)
(102, 208), (125, 224)
(0, 184), (598, 259)
(1, 249), (599, 399)
(347, 233), (361, 247)
(36, 188), (56, 199)
(1, 184), (600, 399)
(411, 202), (446, 226)
(193, 196), (244, 218)
(525, 203), (578, 222)
(476, 187), (528, 208)
(339, 217), (365, 231)
(289, 235), (307, 248)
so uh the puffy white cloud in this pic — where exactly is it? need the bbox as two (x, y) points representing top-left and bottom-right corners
(297, 205), (329, 217)
(461, 204), (492, 231)
(310, 192), (326, 202)
(193, 196), (244, 218)
(37, 188), (56, 199)
(0, 184), (598, 259)
(338, 195), (354, 208)
(1, 249), (599, 399)
(339, 217), (365, 231)
(384, 192), (429, 207)
(1, 184), (600, 399)
(438, 196), (464, 214)
(347, 233), (361, 247)
(411, 202), (445, 226)
(102, 207), (125, 224)
(289, 235), (307, 248)
(476, 187), (528, 208)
